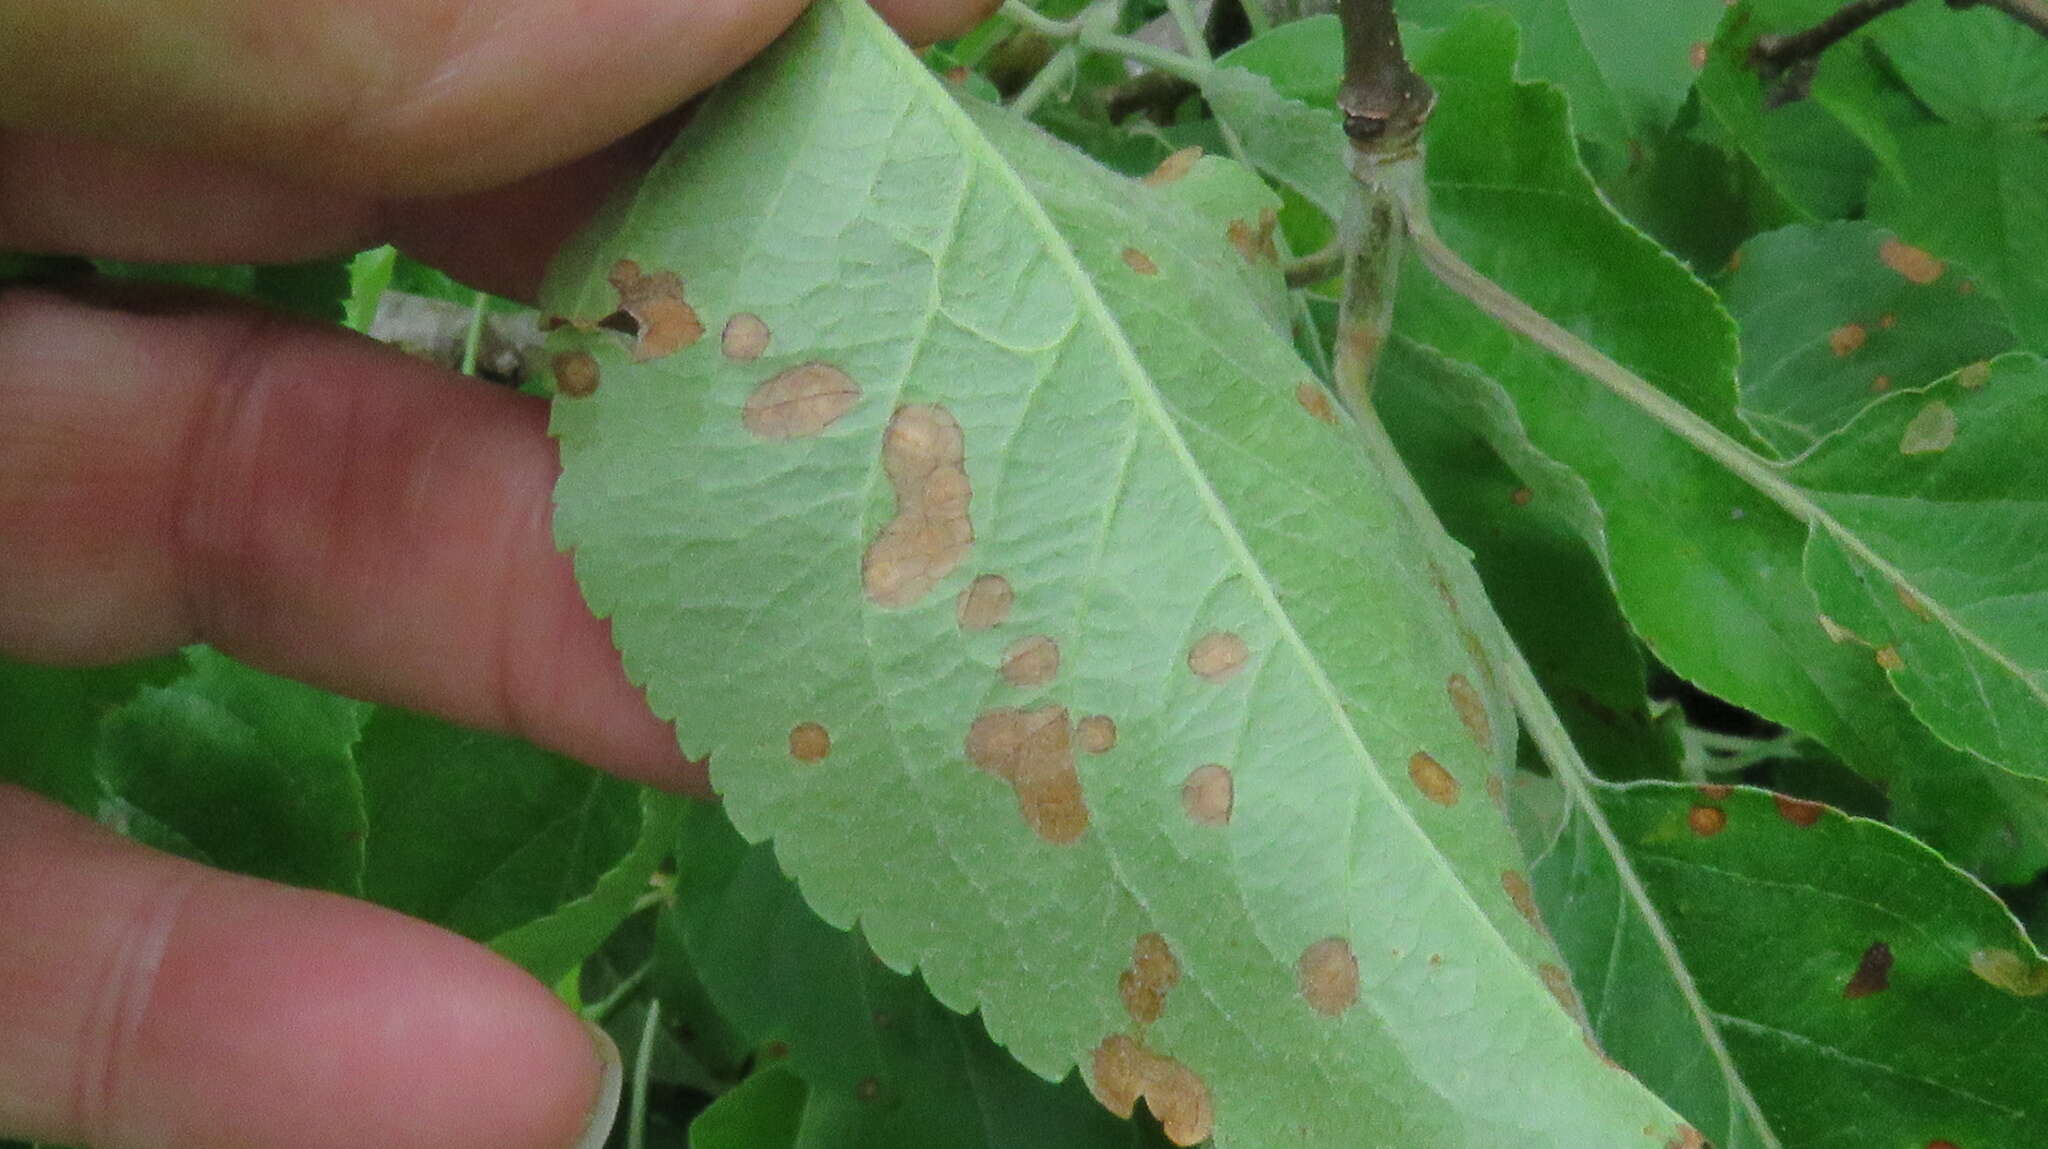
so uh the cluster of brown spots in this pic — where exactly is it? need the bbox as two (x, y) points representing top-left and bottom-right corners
(1090, 1034), (1213, 1146)
(1297, 937), (1360, 1016)
(1142, 146), (1202, 187)
(1773, 793), (1825, 827)
(1296, 382), (1338, 424)
(1187, 631), (1250, 683)
(1408, 751), (1460, 807)
(1829, 323), (1868, 357)
(1880, 312), (1899, 330)
(1894, 582), (1935, 622)
(1665, 1126), (1707, 1149)
(1687, 805), (1728, 837)
(721, 313), (771, 361)
(1969, 948), (2048, 996)
(552, 351), (601, 398)
(1181, 765), (1233, 826)
(1446, 673), (1492, 751)
(1698, 783), (1733, 801)
(1842, 940), (1894, 999)
(1817, 613), (1859, 644)
(1118, 933), (1182, 1026)
(1899, 400), (1958, 455)
(1121, 247), (1160, 276)
(1538, 963), (1580, 1016)
(1501, 870), (1542, 928)
(744, 363), (861, 439)
(607, 260), (703, 361)
(1077, 715), (1118, 753)
(863, 404), (973, 608)
(1876, 645), (1907, 672)
(1226, 209), (1279, 264)
(789, 722), (832, 763)
(1958, 361), (1991, 389)
(955, 574), (1013, 631)
(1880, 239), (1946, 285)
(966, 706), (1087, 843)
(1511, 486), (1534, 507)
(1000, 635), (1061, 687)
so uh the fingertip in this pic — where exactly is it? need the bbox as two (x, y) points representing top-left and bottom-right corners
(874, 0), (1006, 46)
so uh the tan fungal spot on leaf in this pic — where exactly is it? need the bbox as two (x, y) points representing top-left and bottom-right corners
(863, 404), (973, 608)
(1296, 382), (1338, 424)
(1511, 486), (1534, 506)
(1122, 247), (1159, 276)
(1880, 238), (1946, 285)
(1000, 635), (1061, 687)
(1899, 400), (1958, 455)
(1876, 645), (1907, 672)
(1181, 764), (1234, 826)
(1089, 1034), (1214, 1147)
(1297, 937), (1360, 1016)
(1969, 948), (2048, 995)
(1485, 773), (1506, 807)
(1666, 1127), (1708, 1149)
(1958, 360), (1992, 389)
(720, 312), (771, 361)
(744, 363), (861, 440)
(1538, 962), (1579, 1015)
(1408, 751), (1460, 807)
(1774, 793), (1826, 827)
(1817, 613), (1860, 644)
(607, 260), (703, 361)
(856, 1076), (882, 1102)
(1880, 312), (1898, 330)
(1828, 323), (1867, 357)
(1688, 805), (1727, 837)
(965, 706), (1087, 843)
(1226, 209), (1279, 264)
(955, 574), (1013, 631)
(552, 351), (601, 398)
(1118, 932), (1182, 1026)
(1959, 278), (1977, 295)
(1871, 375), (1893, 394)
(1926, 1141), (1960, 1149)
(1689, 40), (1708, 69)
(1077, 715), (1118, 754)
(1502, 870), (1541, 927)
(788, 722), (831, 763)
(1446, 673), (1491, 750)
(1894, 582), (1935, 622)
(1142, 146), (1203, 187)
(1842, 940), (1894, 999)
(1187, 631), (1249, 683)
(1698, 783), (1733, 801)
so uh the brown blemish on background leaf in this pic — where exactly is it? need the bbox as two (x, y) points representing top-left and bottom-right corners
(966, 706), (1087, 843)
(1226, 209), (1279, 264)
(956, 574), (1013, 631)
(1181, 765), (1233, 826)
(1969, 948), (2048, 996)
(788, 722), (831, 763)
(1446, 673), (1491, 750)
(744, 363), (861, 440)
(721, 313), (771, 360)
(1001, 635), (1061, 687)
(1090, 1034), (1213, 1146)
(1078, 715), (1118, 753)
(1829, 323), (1867, 357)
(1118, 932), (1182, 1026)
(863, 404), (973, 608)
(1842, 941), (1894, 998)
(1880, 238), (1946, 285)
(1958, 361), (1991, 389)
(1895, 582), (1935, 622)
(1876, 645), (1906, 672)
(552, 351), (600, 398)
(1538, 963), (1579, 1015)
(1187, 632), (1250, 683)
(1871, 375), (1893, 394)
(1485, 774), (1506, 807)
(1687, 806), (1727, 837)
(1773, 793), (1825, 827)
(1408, 752), (1460, 807)
(1122, 247), (1160, 276)
(1699, 783), (1733, 801)
(1817, 613), (1859, 644)
(1296, 382), (1338, 424)
(1142, 146), (1202, 187)
(1881, 312), (1898, 330)
(1502, 870), (1541, 927)
(1511, 486), (1534, 506)
(1298, 937), (1360, 1016)
(607, 260), (703, 361)
(1926, 1141), (1959, 1149)
(1899, 400), (1958, 455)
(1665, 1126), (1707, 1149)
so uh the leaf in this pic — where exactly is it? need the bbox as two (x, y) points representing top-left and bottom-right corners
(542, 0), (1685, 1142)
(1723, 222), (2014, 457)
(0, 655), (180, 814)
(1203, 64), (1352, 221)
(1788, 356), (2048, 777)
(93, 648), (370, 894)
(689, 1067), (807, 1149)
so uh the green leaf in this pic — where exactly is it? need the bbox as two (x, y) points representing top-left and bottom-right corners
(0, 655), (181, 814)
(93, 648), (370, 894)
(1204, 64), (1352, 221)
(346, 245), (399, 334)
(1723, 222), (2015, 457)
(690, 1067), (808, 1149)
(1867, 0), (2048, 128)
(1214, 14), (1341, 105)
(543, 0), (1684, 1142)
(1788, 356), (2048, 777)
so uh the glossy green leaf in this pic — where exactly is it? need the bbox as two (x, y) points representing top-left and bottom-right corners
(690, 1067), (807, 1149)
(1723, 222), (2014, 457)
(0, 655), (180, 814)
(543, 0), (1683, 1142)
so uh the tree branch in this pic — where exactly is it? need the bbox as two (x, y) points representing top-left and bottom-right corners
(1751, 0), (2048, 106)
(1336, 0), (1433, 143)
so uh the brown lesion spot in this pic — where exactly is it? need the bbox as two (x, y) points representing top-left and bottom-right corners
(1296, 382), (1338, 424)
(789, 722), (831, 763)
(744, 363), (861, 440)
(1842, 941), (1893, 999)
(1880, 238), (1945, 285)
(1969, 948), (2048, 996)
(1687, 805), (1727, 837)
(1226, 209), (1279, 265)
(1828, 323), (1867, 357)
(1538, 963), (1580, 1017)
(552, 351), (601, 398)
(1090, 1034), (1213, 1147)
(966, 706), (1087, 844)
(606, 260), (703, 361)
(1894, 582), (1935, 622)
(1297, 936), (1359, 1016)
(1000, 635), (1061, 688)
(1118, 932), (1182, 1026)
(1501, 870), (1541, 928)
(1142, 146), (1203, 187)
(1077, 715), (1117, 754)
(1188, 631), (1250, 683)
(721, 313), (771, 361)
(1899, 401), (1958, 455)
(1773, 793), (1825, 827)
(956, 574), (1013, 631)
(1876, 645), (1906, 672)
(1447, 673), (1491, 751)
(863, 404), (973, 608)
(1181, 765), (1233, 826)
(1121, 247), (1160, 276)
(1408, 751), (1459, 807)
(1665, 1126), (1707, 1149)
(1699, 783), (1733, 801)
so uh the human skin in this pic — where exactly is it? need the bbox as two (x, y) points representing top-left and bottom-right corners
(0, 0), (988, 1145)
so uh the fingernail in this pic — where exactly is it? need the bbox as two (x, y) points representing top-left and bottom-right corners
(572, 1017), (624, 1149)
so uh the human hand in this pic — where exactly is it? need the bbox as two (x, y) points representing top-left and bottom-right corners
(0, 0), (987, 1144)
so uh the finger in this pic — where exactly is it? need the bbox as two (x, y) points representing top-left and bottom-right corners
(0, 0), (1000, 198)
(0, 286), (702, 792)
(0, 785), (622, 1149)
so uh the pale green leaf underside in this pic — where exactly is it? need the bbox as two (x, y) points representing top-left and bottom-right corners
(543, 0), (1681, 1142)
